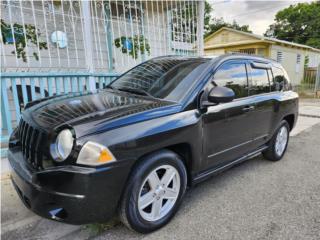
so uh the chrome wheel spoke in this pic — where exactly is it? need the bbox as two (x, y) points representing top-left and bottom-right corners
(160, 168), (175, 187)
(148, 171), (161, 190)
(139, 192), (154, 210)
(163, 188), (178, 199)
(151, 198), (162, 219)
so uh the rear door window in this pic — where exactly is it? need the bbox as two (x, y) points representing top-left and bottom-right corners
(248, 65), (270, 95)
(213, 62), (249, 98)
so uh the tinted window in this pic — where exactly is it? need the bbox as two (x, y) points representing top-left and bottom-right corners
(249, 67), (270, 95)
(271, 67), (290, 91)
(110, 58), (209, 101)
(213, 62), (248, 98)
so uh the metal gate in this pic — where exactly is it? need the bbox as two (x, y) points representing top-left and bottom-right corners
(297, 65), (320, 97)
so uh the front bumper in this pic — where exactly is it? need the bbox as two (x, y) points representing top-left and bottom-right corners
(8, 147), (131, 224)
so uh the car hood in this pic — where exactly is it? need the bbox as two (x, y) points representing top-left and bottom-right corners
(23, 90), (179, 137)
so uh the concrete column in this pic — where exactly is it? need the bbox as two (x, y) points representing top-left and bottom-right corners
(198, 0), (205, 56)
(81, 1), (96, 92)
(104, 3), (114, 72)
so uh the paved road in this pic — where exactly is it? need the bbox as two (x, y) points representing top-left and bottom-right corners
(2, 124), (320, 240)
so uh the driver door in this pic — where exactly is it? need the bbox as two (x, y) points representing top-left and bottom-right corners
(203, 60), (257, 169)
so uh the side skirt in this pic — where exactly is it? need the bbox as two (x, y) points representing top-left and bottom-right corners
(192, 145), (268, 185)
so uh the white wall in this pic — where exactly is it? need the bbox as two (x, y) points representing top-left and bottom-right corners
(306, 51), (320, 68)
(270, 45), (306, 85)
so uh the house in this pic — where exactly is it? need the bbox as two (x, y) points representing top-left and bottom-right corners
(204, 27), (320, 85)
(0, 0), (205, 152)
(1, 1), (204, 73)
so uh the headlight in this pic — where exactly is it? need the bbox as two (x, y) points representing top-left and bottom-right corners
(77, 141), (116, 166)
(51, 129), (74, 162)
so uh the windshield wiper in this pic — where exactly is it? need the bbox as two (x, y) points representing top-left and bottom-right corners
(115, 86), (154, 98)
(105, 85), (115, 90)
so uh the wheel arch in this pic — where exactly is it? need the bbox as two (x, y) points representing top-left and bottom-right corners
(127, 143), (193, 187)
(283, 114), (295, 131)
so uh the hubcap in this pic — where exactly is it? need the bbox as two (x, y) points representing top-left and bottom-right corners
(138, 165), (180, 221)
(275, 126), (288, 156)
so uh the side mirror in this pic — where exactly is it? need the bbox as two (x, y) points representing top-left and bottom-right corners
(206, 86), (235, 105)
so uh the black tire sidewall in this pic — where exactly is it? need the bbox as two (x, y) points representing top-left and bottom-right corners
(124, 150), (187, 233)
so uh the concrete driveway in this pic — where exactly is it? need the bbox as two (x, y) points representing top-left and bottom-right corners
(1, 105), (320, 240)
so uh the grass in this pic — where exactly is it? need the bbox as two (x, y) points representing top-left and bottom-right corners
(83, 217), (120, 235)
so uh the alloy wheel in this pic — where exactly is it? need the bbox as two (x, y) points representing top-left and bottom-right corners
(138, 165), (180, 222)
(275, 126), (288, 157)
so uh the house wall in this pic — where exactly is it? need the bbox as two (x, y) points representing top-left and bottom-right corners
(204, 48), (225, 56)
(204, 29), (271, 57)
(270, 44), (307, 85)
(306, 50), (320, 68)
(205, 29), (254, 46)
(205, 44), (270, 56)
(204, 28), (320, 86)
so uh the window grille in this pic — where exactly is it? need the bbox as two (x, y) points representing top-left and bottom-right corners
(0, 0), (204, 73)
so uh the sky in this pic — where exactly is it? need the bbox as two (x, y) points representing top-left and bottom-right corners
(208, 0), (315, 35)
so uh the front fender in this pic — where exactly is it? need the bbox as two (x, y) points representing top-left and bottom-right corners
(77, 110), (204, 174)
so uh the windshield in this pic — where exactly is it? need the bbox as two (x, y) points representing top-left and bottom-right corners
(109, 57), (209, 102)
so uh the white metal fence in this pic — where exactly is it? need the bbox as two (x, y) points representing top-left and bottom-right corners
(1, 0), (204, 73)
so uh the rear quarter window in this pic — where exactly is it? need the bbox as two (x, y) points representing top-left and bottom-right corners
(271, 66), (291, 91)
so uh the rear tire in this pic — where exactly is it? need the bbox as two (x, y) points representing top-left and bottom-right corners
(263, 120), (290, 161)
(119, 150), (187, 233)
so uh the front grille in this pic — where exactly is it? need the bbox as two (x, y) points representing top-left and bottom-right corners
(18, 118), (46, 170)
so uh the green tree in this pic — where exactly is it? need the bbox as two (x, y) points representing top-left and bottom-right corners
(203, 1), (252, 38)
(204, 1), (213, 35)
(204, 17), (252, 38)
(264, 1), (320, 48)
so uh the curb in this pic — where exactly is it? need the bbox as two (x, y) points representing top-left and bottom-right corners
(1, 172), (11, 181)
(299, 114), (320, 119)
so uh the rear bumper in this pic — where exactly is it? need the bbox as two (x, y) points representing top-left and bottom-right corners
(8, 147), (131, 224)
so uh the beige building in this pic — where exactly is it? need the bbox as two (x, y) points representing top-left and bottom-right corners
(204, 27), (320, 85)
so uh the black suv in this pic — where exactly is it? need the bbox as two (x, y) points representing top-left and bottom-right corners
(8, 55), (298, 233)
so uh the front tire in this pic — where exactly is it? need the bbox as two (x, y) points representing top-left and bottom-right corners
(119, 150), (187, 233)
(263, 120), (290, 161)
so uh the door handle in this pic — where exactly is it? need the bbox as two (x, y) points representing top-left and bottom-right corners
(242, 105), (255, 112)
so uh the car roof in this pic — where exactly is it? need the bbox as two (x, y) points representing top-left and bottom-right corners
(205, 53), (278, 64)
(153, 54), (278, 65)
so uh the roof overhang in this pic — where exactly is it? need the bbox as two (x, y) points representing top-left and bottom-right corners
(204, 27), (320, 53)
(204, 40), (273, 50)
